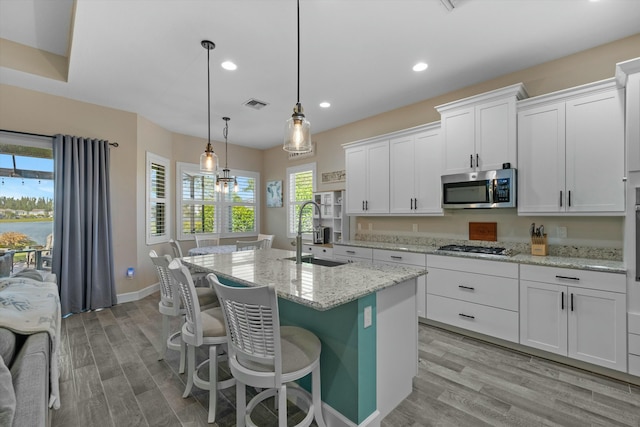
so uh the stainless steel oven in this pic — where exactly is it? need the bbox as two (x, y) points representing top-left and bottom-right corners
(636, 187), (640, 281)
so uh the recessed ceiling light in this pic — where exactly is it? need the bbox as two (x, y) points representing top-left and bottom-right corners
(413, 62), (428, 72)
(221, 61), (237, 71)
(319, 102), (331, 108)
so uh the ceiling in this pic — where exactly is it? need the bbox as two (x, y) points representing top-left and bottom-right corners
(1, 0), (639, 150)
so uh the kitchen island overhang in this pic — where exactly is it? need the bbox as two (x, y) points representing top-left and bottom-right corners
(182, 248), (426, 426)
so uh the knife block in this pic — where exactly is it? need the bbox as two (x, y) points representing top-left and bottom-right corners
(531, 234), (548, 256)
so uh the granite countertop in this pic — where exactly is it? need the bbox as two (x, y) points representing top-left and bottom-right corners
(335, 240), (626, 274)
(182, 248), (426, 311)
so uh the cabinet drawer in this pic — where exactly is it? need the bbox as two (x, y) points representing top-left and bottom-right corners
(426, 294), (519, 343)
(630, 334), (640, 356)
(427, 254), (518, 278)
(629, 312), (640, 335)
(302, 245), (333, 260)
(520, 264), (626, 293)
(630, 354), (640, 377)
(373, 249), (426, 266)
(427, 268), (518, 311)
(333, 245), (373, 260)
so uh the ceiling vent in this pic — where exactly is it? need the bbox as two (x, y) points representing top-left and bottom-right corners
(243, 98), (269, 110)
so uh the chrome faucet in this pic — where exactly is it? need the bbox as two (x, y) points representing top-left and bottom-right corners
(296, 200), (322, 264)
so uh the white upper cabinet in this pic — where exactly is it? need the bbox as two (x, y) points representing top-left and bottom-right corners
(616, 58), (640, 173)
(436, 83), (527, 175)
(344, 139), (389, 214)
(518, 79), (625, 215)
(389, 124), (443, 214)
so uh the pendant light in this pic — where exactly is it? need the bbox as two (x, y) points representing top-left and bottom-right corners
(199, 40), (219, 172)
(215, 117), (238, 193)
(283, 0), (312, 153)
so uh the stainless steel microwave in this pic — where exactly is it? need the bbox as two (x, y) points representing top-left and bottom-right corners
(441, 168), (517, 209)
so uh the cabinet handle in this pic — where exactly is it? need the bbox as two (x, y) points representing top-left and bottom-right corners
(555, 275), (580, 281)
(346, 250), (356, 254)
(568, 190), (572, 207)
(362, 201), (365, 211)
(458, 313), (475, 320)
(561, 291), (564, 310)
(458, 285), (475, 291)
(365, 200), (368, 210)
(470, 154), (473, 168)
(390, 256), (403, 260)
(410, 198), (413, 210)
(571, 293), (574, 311)
(414, 198), (417, 210)
(476, 154), (479, 168)
(560, 191), (563, 207)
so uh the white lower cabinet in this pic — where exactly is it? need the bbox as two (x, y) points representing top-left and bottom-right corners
(301, 244), (333, 260)
(373, 249), (427, 319)
(333, 245), (373, 263)
(426, 255), (519, 343)
(628, 313), (640, 376)
(519, 265), (627, 372)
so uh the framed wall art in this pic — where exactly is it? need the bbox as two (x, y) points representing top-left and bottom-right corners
(266, 180), (283, 207)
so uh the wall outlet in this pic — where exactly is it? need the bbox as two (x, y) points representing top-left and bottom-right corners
(412, 224), (418, 232)
(557, 226), (568, 239)
(364, 306), (372, 328)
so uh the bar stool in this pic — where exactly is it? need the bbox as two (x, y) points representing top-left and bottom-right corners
(168, 259), (235, 423)
(148, 250), (218, 374)
(210, 275), (326, 427)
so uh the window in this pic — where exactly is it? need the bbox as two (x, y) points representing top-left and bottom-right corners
(146, 152), (170, 245)
(286, 162), (316, 238)
(176, 162), (259, 240)
(0, 132), (54, 257)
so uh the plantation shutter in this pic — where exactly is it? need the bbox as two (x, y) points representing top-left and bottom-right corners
(146, 152), (170, 244)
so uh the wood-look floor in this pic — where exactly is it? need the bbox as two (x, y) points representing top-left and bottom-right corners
(51, 292), (640, 427)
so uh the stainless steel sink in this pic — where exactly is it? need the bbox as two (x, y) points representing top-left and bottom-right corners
(283, 256), (347, 267)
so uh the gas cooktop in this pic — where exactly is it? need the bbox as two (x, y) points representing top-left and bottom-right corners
(437, 244), (508, 256)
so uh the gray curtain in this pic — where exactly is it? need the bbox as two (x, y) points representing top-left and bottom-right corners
(52, 135), (116, 315)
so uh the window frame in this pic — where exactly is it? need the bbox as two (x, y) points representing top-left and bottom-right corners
(146, 151), (170, 245)
(286, 162), (316, 239)
(176, 162), (260, 241)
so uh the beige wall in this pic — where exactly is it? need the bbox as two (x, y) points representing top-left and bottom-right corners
(263, 33), (640, 249)
(0, 84), (140, 294)
(1, 33), (639, 295)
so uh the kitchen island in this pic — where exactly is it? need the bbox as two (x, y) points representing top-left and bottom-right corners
(183, 248), (426, 426)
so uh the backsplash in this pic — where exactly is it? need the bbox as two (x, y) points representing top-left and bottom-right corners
(354, 231), (623, 261)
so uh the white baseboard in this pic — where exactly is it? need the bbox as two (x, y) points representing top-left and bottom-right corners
(116, 282), (159, 304)
(291, 386), (381, 427)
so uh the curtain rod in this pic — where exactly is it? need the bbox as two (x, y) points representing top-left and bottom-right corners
(0, 129), (119, 147)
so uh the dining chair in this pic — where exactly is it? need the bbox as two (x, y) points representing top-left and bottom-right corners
(210, 277), (326, 427)
(169, 239), (184, 258)
(169, 238), (209, 285)
(195, 234), (220, 248)
(257, 234), (275, 248)
(168, 259), (235, 424)
(235, 239), (267, 251)
(149, 250), (219, 374)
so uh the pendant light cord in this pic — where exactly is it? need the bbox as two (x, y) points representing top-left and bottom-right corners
(297, 0), (300, 105)
(207, 45), (211, 147)
(223, 119), (229, 168)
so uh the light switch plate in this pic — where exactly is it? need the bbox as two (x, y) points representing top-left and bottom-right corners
(364, 306), (372, 328)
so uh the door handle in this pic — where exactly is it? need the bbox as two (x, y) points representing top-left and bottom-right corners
(560, 190), (563, 207)
(476, 153), (479, 168)
(568, 190), (572, 207)
(470, 154), (473, 168)
(571, 293), (574, 311)
(561, 291), (564, 310)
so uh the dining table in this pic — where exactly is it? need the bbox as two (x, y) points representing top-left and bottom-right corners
(187, 244), (237, 256)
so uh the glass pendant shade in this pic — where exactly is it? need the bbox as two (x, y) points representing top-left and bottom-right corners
(284, 104), (311, 152)
(200, 145), (218, 172)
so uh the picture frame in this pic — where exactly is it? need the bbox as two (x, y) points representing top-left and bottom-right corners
(266, 180), (283, 207)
